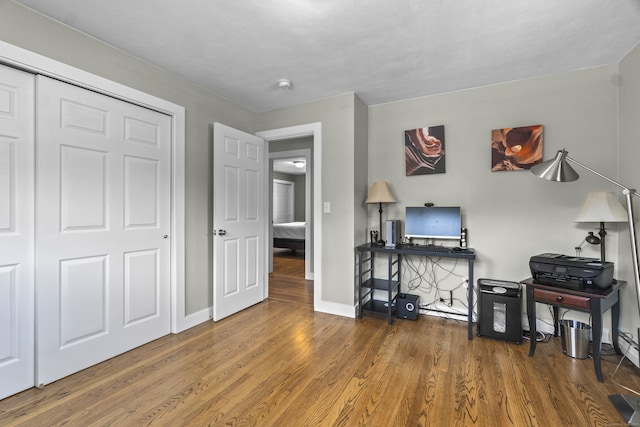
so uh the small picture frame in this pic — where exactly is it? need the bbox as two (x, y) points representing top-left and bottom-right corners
(491, 125), (543, 171)
(405, 125), (445, 176)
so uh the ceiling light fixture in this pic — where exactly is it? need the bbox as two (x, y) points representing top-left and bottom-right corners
(277, 78), (292, 89)
(293, 160), (305, 167)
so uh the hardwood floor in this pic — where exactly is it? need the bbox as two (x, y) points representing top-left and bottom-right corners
(1, 299), (638, 426)
(269, 248), (313, 305)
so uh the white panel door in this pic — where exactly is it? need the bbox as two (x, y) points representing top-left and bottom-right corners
(0, 64), (35, 399)
(213, 123), (267, 321)
(36, 76), (171, 385)
(273, 179), (294, 224)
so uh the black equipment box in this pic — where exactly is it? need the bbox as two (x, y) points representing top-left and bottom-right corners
(396, 293), (420, 320)
(477, 279), (522, 344)
(529, 253), (614, 291)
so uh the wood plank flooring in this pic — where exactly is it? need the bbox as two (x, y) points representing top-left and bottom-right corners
(269, 249), (313, 305)
(1, 299), (638, 426)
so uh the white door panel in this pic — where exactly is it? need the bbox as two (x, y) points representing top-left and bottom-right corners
(0, 64), (35, 399)
(273, 179), (294, 224)
(36, 76), (171, 385)
(213, 123), (267, 321)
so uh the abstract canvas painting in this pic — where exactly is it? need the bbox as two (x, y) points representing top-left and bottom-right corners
(405, 125), (445, 176)
(491, 125), (543, 171)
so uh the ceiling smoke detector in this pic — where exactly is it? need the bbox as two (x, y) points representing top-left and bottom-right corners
(277, 78), (292, 89)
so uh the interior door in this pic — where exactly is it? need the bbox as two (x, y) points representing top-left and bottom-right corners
(0, 64), (35, 399)
(213, 123), (267, 321)
(273, 179), (294, 224)
(35, 76), (171, 385)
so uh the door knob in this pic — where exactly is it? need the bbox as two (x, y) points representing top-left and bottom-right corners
(218, 229), (227, 236)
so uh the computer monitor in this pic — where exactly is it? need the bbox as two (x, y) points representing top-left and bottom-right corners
(405, 206), (461, 240)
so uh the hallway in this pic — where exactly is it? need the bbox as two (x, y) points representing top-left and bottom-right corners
(269, 249), (313, 305)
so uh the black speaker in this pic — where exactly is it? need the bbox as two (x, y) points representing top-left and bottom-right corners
(396, 293), (419, 320)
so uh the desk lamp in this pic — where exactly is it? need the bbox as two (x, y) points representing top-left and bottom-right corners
(365, 181), (396, 246)
(575, 192), (628, 262)
(530, 149), (640, 425)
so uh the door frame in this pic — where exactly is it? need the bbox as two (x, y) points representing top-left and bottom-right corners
(269, 149), (312, 280)
(0, 41), (189, 333)
(257, 124), (322, 310)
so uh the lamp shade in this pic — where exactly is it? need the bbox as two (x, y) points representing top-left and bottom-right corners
(575, 192), (628, 223)
(530, 149), (579, 182)
(365, 181), (396, 204)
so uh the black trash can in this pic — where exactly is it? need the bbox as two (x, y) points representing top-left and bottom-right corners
(477, 279), (522, 344)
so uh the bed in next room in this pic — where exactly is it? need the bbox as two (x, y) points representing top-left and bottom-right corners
(273, 221), (306, 251)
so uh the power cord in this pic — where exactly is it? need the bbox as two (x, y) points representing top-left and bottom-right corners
(611, 331), (640, 397)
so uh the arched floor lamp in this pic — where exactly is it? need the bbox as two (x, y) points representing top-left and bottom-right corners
(531, 149), (640, 425)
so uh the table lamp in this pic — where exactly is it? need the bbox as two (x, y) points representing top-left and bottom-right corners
(365, 181), (396, 246)
(575, 192), (628, 262)
(531, 149), (640, 425)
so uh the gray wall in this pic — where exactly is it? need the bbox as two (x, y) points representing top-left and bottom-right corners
(258, 94), (358, 306)
(0, 1), (257, 316)
(369, 64), (622, 332)
(293, 175), (306, 222)
(353, 96), (369, 302)
(618, 42), (640, 342)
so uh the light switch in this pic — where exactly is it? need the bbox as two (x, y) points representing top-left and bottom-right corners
(323, 202), (331, 213)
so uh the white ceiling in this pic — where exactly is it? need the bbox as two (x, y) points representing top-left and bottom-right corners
(14, 0), (640, 112)
(273, 158), (307, 175)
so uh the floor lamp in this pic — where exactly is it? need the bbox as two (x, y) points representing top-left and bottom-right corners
(530, 149), (640, 426)
(365, 181), (396, 246)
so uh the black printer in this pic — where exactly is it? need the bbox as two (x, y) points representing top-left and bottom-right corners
(529, 253), (614, 290)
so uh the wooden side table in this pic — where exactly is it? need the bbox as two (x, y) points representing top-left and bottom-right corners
(521, 277), (623, 382)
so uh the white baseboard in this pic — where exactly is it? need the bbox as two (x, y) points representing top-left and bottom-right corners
(618, 327), (640, 368)
(175, 307), (212, 332)
(316, 300), (355, 318)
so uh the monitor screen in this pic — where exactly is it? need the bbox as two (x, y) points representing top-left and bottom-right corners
(405, 206), (461, 240)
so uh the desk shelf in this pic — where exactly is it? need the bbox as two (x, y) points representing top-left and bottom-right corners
(356, 243), (476, 337)
(361, 277), (401, 291)
(356, 248), (401, 324)
(362, 299), (396, 315)
(361, 277), (401, 318)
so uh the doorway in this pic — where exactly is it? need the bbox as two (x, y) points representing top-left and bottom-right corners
(256, 123), (322, 309)
(269, 149), (312, 305)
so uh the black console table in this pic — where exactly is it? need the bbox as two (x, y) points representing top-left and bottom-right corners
(521, 277), (624, 382)
(356, 243), (476, 339)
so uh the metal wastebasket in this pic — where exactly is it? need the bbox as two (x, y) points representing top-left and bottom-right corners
(560, 320), (591, 359)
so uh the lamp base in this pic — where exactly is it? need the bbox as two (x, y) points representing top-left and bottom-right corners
(609, 394), (640, 426)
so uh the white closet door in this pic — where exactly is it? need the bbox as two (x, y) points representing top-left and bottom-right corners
(273, 179), (294, 224)
(36, 76), (171, 385)
(0, 64), (35, 399)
